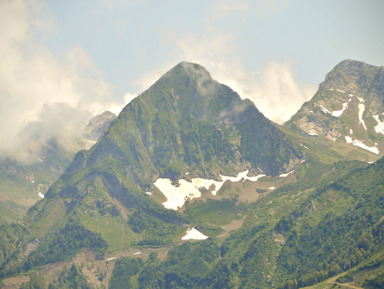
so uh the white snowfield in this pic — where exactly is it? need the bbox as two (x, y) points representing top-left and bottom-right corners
(331, 99), (351, 117)
(320, 105), (331, 114)
(345, 136), (379, 154)
(279, 170), (294, 178)
(38, 192), (44, 199)
(154, 170), (266, 210)
(182, 227), (208, 240)
(373, 115), (384, 135)
(358, 103), (367, 130)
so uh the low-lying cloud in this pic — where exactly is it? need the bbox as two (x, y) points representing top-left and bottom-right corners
(0, 0), (126, 163)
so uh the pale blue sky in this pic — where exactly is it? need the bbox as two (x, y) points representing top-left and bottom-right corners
(44, 0), (384, 92)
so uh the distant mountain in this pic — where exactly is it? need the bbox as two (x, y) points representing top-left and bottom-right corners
(82, 110), (117, 142)
(285, 60), (384, 156)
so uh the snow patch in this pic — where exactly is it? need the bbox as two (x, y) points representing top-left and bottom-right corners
(336, 89), (345, 93)
(182, 227), (208, 240)
(133, 252), (142, 255)
(154, 171), (266, 210)
(145, 192), (152, 195)
(38, 192), (44, 199)
(105, 257), (118, 261)
(319, 105), (331, 114)
(350, 129), (353, 134)
(358, 103), (367, 130)
(345, 136), (379, 154)
(373, 115), (384, 135)
(331, 99), (351, 117)
(308, 132), (318, 136)
(269, 187), (275, 190)
(279, 170), (294, 178)
(349, 94), (353, 97)
(300, 159), (306, 163)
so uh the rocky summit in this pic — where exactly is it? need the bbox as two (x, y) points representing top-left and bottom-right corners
(285, 60), (384, 156)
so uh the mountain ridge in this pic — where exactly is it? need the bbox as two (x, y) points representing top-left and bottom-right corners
(285, 59), (384, 157)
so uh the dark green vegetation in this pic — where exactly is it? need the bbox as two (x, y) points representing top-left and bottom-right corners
(0, 60), (383, 288)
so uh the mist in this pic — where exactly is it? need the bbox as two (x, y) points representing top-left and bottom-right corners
(0, 0), (125, 163)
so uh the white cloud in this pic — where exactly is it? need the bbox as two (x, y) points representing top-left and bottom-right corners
(162, 26), (316, 124)
(0, 0), (125, 162)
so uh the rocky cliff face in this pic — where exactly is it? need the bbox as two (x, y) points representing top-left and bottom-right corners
(285, 60), (384, 155)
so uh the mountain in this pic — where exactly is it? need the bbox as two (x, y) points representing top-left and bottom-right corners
(82, 111), (117, 143)
(1, 60), (384, 289)
(0, 111), (117, 225)
(285, 60), (384, 157)
(0, 61), (303, 284)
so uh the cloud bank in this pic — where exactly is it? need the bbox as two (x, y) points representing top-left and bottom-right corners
(0, 0), (125, 163)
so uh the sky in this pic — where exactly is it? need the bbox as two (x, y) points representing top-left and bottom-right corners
(1, 0), (384, 162)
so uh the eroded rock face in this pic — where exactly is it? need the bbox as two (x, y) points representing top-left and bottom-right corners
(285, 60), (384, 154)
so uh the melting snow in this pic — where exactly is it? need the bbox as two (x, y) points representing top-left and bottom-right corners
(308, 132), (318, 136)
(182, 227), (208, 240)
(105, 257), (118, 261)
(350, 129), (353, 134)
(345, 136), (379, 154)
(331, 99), (351, 117)
(300, 159), (306, 163)
(320, 105), (331, 114)
(38, 192), (44, 199)
(373, 115), (384, 135)
(145, 192), (152, 195)
(279, 171), (294, 178)
(133, 252), (142, 255)
(154, 171), (266, 210)
(269, 187), (275, 190)
(358, 103), (367, 130)
(336, 89), (345, 93)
